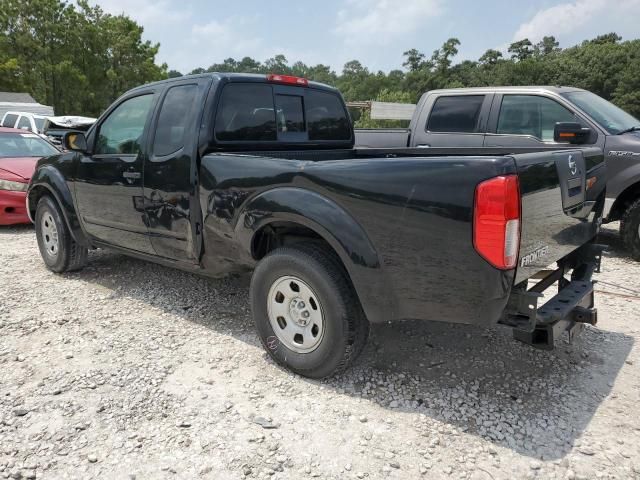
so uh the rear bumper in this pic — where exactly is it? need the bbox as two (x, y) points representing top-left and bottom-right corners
(0, 190), (30, 225)
(501, 243), (604, 349)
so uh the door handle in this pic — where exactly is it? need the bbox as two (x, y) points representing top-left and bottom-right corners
(416, 144), (431, 148)
(122, 171), (141, 180)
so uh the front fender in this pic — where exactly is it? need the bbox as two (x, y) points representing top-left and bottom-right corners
(609, 160), (640, 199)
(235, 187), (394, 323)
(27, 163), (90, 246)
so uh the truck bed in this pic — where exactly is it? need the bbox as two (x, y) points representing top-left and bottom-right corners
(200, 146), (605, 326)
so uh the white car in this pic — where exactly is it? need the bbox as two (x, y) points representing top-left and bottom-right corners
(1, 111), (47, 135)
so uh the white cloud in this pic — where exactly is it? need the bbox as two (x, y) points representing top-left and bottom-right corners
(92, 0), (191, 26)
(513, 0), (640, 42)
(334, 0), (442, 46)
(90, 1), (271, 72)
(190, 16), (264, 60)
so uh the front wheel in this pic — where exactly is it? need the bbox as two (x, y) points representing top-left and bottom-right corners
(35, 196), (88, 273)
(621, 199), (640, 261)
(250, 243), (369, 379)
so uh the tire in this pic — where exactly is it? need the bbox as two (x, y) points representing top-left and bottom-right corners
(620, 199), (640, 261)
(35, 196), (88, 273)
(250, 242), (369, 379)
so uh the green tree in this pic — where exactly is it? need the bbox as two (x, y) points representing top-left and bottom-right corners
(535, 36), (560, 56)
(0, 0), (166, 116)
(479, 49), (502, 66)
(508, 39), (534, 61)
(402, 48), (427, 72)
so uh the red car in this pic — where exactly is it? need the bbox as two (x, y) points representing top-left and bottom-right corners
(0, 127), (60, 225)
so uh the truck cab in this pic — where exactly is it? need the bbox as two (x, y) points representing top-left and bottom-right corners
(357, 86), (640, 259)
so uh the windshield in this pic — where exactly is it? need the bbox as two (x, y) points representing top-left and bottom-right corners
(33, 117), (45, 132)
(561, 91), (640, 134)
(0, 132), (59, 157)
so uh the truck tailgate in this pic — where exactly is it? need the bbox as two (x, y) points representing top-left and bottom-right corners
(513, 147), (605, 284)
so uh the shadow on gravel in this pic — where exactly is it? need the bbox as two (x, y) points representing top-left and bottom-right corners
(0, 224), (33, 234)
(63, 240), (632, 461)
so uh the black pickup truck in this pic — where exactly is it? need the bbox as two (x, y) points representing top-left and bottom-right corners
(27, 73), (606, 378)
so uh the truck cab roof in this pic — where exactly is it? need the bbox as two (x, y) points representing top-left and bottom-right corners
(126, 72), (341, 95)
(425, 86), (587, 96)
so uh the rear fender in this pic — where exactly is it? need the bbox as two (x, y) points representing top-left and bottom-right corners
(27, 165), (90, 246)
(235, 187), (393, 323)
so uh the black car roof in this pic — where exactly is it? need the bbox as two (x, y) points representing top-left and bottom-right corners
(126, 72), (340, 95)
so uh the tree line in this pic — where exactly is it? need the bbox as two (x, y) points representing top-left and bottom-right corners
(1, 0), (639, 123)
(179, 33), (640, 126)
(0, 0), (166, 116)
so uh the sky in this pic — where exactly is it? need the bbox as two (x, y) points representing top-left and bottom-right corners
(91, 0), (640, 74)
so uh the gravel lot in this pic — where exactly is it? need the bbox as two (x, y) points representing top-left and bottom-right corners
(1, 223), (639, 480)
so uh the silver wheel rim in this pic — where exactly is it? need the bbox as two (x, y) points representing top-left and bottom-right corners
(41, 212), (59, 258)
(267, 275), (325, 353)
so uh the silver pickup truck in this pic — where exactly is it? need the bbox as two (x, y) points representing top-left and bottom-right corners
(355, 86), (640, 259)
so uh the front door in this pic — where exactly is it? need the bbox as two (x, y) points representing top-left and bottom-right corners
(74, 92), (156, 253)
(484, 94), (599, 148)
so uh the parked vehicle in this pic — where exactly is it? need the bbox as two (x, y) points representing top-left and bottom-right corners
(355, 86), (640, 259)
(1, 111), (48, 135)
(0, 127), (60, 225)
(27, 74), (606, 378)
(42, 116), (96, 146)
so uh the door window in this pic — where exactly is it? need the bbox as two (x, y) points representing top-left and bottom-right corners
(427, 95), (485, 133)
(153, 85), (198, 156)
(2, 114), (18, 127)
(497, 95), (578, 141)
(17, 116), (31, 130)
(95, 94), (154, 155)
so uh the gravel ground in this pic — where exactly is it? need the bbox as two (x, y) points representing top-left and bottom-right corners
(0, 223), (639, 480)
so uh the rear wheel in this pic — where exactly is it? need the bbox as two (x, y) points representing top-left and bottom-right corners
(621, 199), (640, 261)
(250, 243), (369, 379)
(35, 196), (88, 273)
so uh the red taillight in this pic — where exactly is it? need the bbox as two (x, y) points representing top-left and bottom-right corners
(473, 175), (521, 270)
(266, 73), (309, 86)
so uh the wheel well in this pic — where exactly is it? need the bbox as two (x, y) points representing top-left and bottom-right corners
(610, 182), (640, 221)
(27, 185), (53, 218)
(252, 222), (327, 260)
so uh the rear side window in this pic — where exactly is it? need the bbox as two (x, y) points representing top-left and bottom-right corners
(153, 84), (199, 156)
(305, 90), (351, 140)
(214, 84), (351, 143)
(215, 84), (277, 141)
(427, 95), (485, 133)
(2, 114), (18, 127)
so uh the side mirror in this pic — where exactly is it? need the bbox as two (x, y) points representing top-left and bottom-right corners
(554, 122), (591, 144)
(62, 131), (88, 152)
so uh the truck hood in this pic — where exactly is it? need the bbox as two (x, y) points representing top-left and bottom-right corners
(0, 157), (39, 181)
